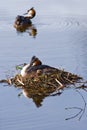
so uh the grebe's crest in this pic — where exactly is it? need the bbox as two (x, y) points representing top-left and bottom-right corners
(29, 56), (42, 66)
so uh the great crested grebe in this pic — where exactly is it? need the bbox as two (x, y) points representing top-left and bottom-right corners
(14, 7), (36, 28)
(21, 56), (58, 78)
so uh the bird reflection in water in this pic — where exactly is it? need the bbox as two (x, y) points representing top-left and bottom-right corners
(14, 7), (37, 38)
(18, 85), (62, 107)
(28, 26), (37, 38)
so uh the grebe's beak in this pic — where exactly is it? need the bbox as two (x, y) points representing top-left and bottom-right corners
(16, 63), (27, 70)
(23, 11), (33, 18)
(23, 12), (28, 15)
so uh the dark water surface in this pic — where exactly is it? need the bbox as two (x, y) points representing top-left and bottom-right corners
(0, 0), (87, 130)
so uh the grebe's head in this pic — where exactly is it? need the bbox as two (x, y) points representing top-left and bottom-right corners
(29, 56), (42, 67)
(21, 56), (42, 77)
(24, 7), (36, 19)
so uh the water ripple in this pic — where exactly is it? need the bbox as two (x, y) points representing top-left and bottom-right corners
(37, 15), (87, 31)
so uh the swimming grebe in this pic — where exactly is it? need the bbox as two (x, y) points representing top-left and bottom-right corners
(14, 7), (36, 28)
(21, 56), (58, 78)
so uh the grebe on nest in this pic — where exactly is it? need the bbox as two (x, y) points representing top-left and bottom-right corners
(21, 56), (58, 78)
(14, 7), (36, 28)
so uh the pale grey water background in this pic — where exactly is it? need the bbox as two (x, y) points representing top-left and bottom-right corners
(0, 0), (87, 130)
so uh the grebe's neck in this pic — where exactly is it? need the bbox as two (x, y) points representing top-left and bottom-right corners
(21, 64), (30, 77)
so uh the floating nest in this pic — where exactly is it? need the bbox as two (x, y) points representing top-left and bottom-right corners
(0, 68), (82, 93)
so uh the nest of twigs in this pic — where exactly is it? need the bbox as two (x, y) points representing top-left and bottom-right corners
(9, 69), (82, 90)
(0, 67), (82, 92)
